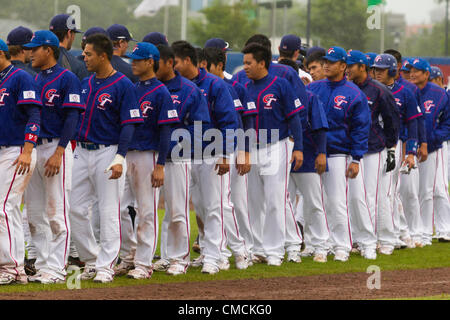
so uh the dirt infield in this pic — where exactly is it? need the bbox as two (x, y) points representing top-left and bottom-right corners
(0, 267), (448, 300)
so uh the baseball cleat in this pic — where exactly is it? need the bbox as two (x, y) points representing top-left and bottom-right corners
(422, 240), (432, 247)
(251, 254), (267, 264)
(191, 255), (204, 268)
(127, 267), (152, 280)
(24, 258), (37, 276)
(33, 272), (65, 285)
(114, 261), (134, 276)
(78, 267), (96, 281)
(394, 239), (407, 250)
(313, 253), (327, 263)
(334, 251), (349, 262)
(93, 272), (114, 283)
(287, 251), (302, 263)
(414, 241), (424, 248)
(362, 249), (377, 260)
(218, 258), (230, 271)
(234, 255), (249, 270)
(378, 246), (394, 255)
(438, 235), (450, 243)
(300, 247), (314, 257)
(152, 259), (170, 272)
(400, 237), (416, 249)
(166, 263), (188, 276)
(0, 273), (16, 285)
(266, 256), (283, 266)
(68, 256), (85, 268)
(201, 263), (219, 275)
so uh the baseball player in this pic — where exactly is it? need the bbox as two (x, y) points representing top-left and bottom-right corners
(70, 34), (143, 283)
(23, 31), (84, 284)
(172, 40), (238, 274)
(365, 53), (377, 78)
(77, 27), (108, 63)
(372, 53), (423, 248)
(204, 46), (257, 269)
(308, 46), (371, 262)
(114, 42), (179, 279)
(204, 38), (233, 80)
(277, 34), (312, 84)
(305, 50), (326, 82)
(152, 44), (211, 275)
(142, 32), (169, 46)
(429, 66), (445, 89)
(49, 14), (88, 81)
(347, 50), (400, 257)
(6, 27), (37, 77)
(0, 39), (42, 285)
(242, 43), (304, 266)
(409, 58), (450, 244)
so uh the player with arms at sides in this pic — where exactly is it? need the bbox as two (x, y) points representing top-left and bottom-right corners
(0, 39), (42, 285)
(70, 34), (143, 283)
(308, 47), (371, 262)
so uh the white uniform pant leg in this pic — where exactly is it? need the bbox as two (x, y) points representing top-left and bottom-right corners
(22, 204), (37, 260)
(247, 154), (265, 257)
(322, 156), (353, 254)
(285, 174), (303, 253)
(118, 175), (137, 264)
(390, 143), (402, 240)
(163, 161), (191, 266)
(260, 139), (289, 260)
(293, 173), (329, 254)
(0, 147), (36, 277)
(419, 150), (438, 243)
(434, 148), (450, 237)
(349, 155), (377, 251)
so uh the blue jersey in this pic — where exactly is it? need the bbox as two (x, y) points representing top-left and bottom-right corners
(77, 72), (144, 145)
(162, 71), (211, 159)
(192, 68), (238, 155)
(417, 82), (450, 153)
(0, 65), (42, 146)
(390, 82), (422, 153)
(110, 55), (139, 83)
(292, 90), (329, 173)
(356, 77), (399, 153)
(224, 78), (258, 118)
(11, 60), (37, 77)
(129, 77), (179, 151)
(35, 65), (84, 139)
(308, 78), (370, 161)
(244, 74), (304, 144)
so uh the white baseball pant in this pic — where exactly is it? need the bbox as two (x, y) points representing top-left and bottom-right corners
(0, 147), (36, 279)
(118, 176), (137, 264)
(22, 204), (37, 260)
(433, 145), (450, 238)
(419, 148), (450, 243)
(69, 145), (125, 277)
(25, 139), (72, 279)
(285, 179), (303, 254)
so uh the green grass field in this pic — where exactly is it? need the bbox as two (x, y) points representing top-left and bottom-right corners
(1, 210), (449, 297)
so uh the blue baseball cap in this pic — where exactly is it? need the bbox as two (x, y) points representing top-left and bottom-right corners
(7, 26), (33, 46)
(400, 58), (413, 71)
(23, 30), (60, 48)
(409, 58), (431, 72)
(365, 52), (378, 67)
(429, 66), (443, 80)
(280, 34), (301, 52)
(0, 39), (9, 52)
(82, 27), (107, 42)
(126, 42), (160, 61)
(107, 24), (136, 42)
(323, 46), (347, 63)
(142, 32), (168, 46)
(204, 38), (230, 51)
(50, 14), (83, 33)
(306, 46), (325, 57)
(346, 50), (369, 66)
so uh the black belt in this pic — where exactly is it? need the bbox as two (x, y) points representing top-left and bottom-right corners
(77, 142), (111, 150)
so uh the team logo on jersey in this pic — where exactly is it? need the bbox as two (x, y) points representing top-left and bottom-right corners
(30, 124), (38, 132)
(0, 88), (10, 106)
(45, 89), (60, 106)
(395, 98), (402, 107)
(333, 95), (347, 110)
(171, 95), (181, 105)
(140, 101), (153, 118)
(200, 89), (207, 98)
(263, 94), (277, 109)
(423, 100), (435, 114)
(97, 93), (112, 110)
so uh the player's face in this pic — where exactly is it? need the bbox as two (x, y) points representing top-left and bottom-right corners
(409, 68), (429, 87)
(174, 56), (188, 77)
(83, 43), (102, 72)
(401, 70), (410, 80)
(243, 53), (265, 80)
(30, 46), (49, 69)
(131, 59), (151, 77)
(369, 67), (376, 78)
(156, 58), (173, 81)
(373, 68), (390, 85)
(23, 48), (32, 63)
(346, 63), (364, 81)
(198, 59), (207, 69)
(307, 61), (325, 81)
(324, 60), (345, 80)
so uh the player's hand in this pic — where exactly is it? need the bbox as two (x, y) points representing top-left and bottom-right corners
(291, 150), (304, 171)
(13, 142), (34, 175)
(235, 151), (251, 176)
(417, 143), (428, 163)
(215, 157), (230, 176)
(346, 162), (360, 179)
(44, 146), (65, 177)
(315, 153), (326, 175)
(151, 164), (165, 188)
(105, 154), (125, 180)
(404, 154), (415, 169)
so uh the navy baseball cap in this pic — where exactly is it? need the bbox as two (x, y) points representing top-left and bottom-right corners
(107, 24), (136, 42)
(323, 46), (347, 63)
(204, 38), (230, 51)
(23, 30), (60, 48)
(50, 14), (83, 33)
(429, 66), (443, 80)
(306, 46), (325, 57)
(126, 42), (160, 61)
(409, 58), (431, 72)
(346, 50), (369, 66)
(400, 58), (413, 71)
(372, 53), (397, 69)
(365, 52), (378, 67)
(82, 27), (107, 42)
(142, 32), (168, 46)
(0, 39), (9, 52)
(7, 26), (33, 46)
(280, 34), (301, 52)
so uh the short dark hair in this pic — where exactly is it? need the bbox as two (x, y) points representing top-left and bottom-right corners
(51, 29), (72, 43)
(172, 40), (197, 67)
(157, 44), (175, 64)
(242, 43), (271, 70)
(384, 49), (402, 64)
(196, 47), (206, 64)
(3, 51), (11, 60)
(278, 58), (299, 73)
(245, 34), (271, 51)
(44, 45), (60, 61)
(305, 51), (325, 68)
(279, 48), (295, 59)
(85, 34), (113, 61)
(204, 47), (226, 72)
(7, 45), (23, 57)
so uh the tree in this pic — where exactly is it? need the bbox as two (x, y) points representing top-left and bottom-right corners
(189, 0), (259, 49)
